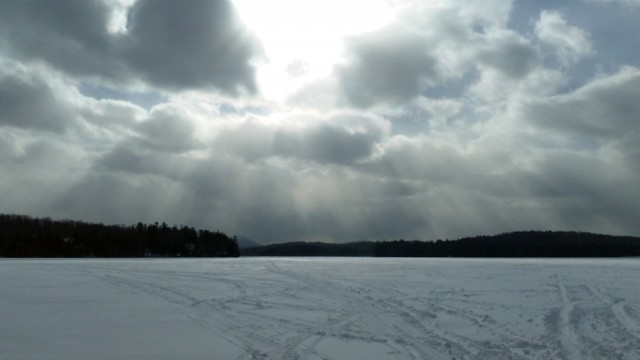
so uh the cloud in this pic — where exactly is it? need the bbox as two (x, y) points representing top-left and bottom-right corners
(477, 30), (539, 78)
(517, 66), (640, 200)
(0, 0), (262, 94)
(0, 0), (124, 79)
(334, 1), (537, 108)
(338, 28), (440, 107)
(584, 0), (640, 6)
(0, 72), (77, 132)
(272, 121), (384, 165)
(52, 171), (189, 227)
(360, 135), (471, 183)
(216, 112), (388, 165)
(79, 98), (146, 133)
(123, 0), (261, 94)
(522, 67), (640, 138)
(135, 105), (201, 153)
(535, 11), (593, 66)
(523, 149), (640, 234)
(1, 0), (639, 243)
(0, 131), (90, 218)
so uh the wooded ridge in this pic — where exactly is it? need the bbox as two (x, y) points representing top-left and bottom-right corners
(242, 231), (640, 257)
(2, 214), (638, 258)
(0, 214), (239, 257)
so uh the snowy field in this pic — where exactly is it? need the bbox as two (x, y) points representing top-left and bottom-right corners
(1, 258), (639, 360)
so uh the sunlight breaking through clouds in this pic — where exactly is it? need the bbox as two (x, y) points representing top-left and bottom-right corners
(0, 0), (639, 243)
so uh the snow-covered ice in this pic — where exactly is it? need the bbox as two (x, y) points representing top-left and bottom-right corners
(1, 257), (639, 359)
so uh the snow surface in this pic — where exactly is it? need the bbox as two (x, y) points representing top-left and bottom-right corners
(1, 257), (639, 359)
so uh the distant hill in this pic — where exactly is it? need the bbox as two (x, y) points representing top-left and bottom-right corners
(0, 214), (239, 258)
(241, 231), (640, 257)
(2, 214), (637, 258)
(235, 235), (261, 249)
(241, 241), (374, 256)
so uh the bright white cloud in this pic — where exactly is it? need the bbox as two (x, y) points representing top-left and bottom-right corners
(535, 11), (593, 66)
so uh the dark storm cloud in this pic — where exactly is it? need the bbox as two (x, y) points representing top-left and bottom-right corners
(0, 0), (124, 79)
(0, 72), (77, 132)
(338, 30), (440, 108)
(98, 144), (147, 175)
(273, 123), (380, 165)
(478, 34), (540, 78)
(135, 105), (201, 153)
(216, 113), (386, 165)
(0, 0), (261, 94)
(123, 0), (260, 93)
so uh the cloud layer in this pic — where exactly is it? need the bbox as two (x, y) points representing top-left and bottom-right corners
(1, 0), (639, 243)
(0, 0), (261, 93)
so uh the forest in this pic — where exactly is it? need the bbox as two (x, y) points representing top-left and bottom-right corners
(243, 231), (640, 257)
(0, 214), (239, 257)
(2, 214), (639, 258)
(241, 241), (373, 256)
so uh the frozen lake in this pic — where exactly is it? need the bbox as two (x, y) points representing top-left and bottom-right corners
(1, 257), (639, 359)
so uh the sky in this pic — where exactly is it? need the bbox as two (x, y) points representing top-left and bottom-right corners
(0, 0), (639, 244)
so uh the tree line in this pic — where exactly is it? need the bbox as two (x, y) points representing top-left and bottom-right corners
(241, 241), (373, 256)
(242, 231), (640, 257)
(372, 231), (640, 257)
(0, 214), (239, 257)
(3, 214), (638, 258)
